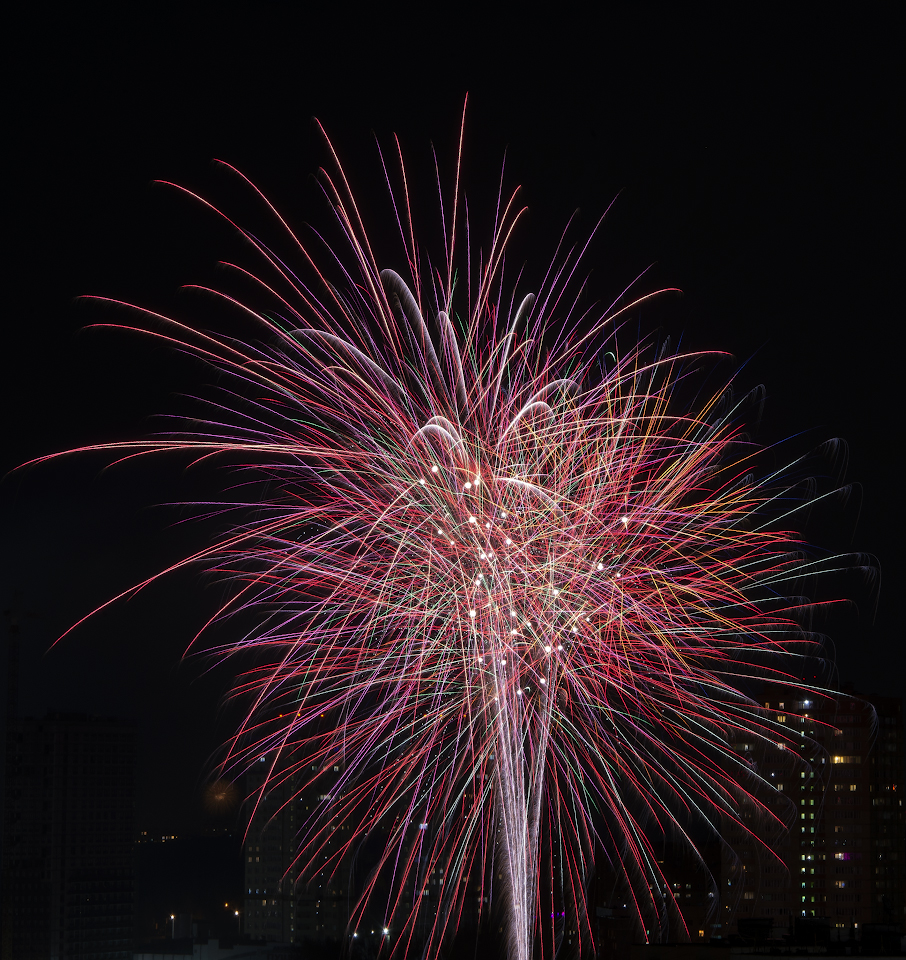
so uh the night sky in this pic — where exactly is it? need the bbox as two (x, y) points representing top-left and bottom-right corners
(3, 6), (902, 838)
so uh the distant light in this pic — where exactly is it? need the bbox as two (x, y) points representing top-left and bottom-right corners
(505, 538), (512, 545)
(469, 610), (476, 618)
(431, 465), (439, 473)
(597, 563), (604, 571)
(419, 478), (425, 485)
(474, 476), (480, 485)
(469, 516), (477, 523)
(464, 482), (472, 490)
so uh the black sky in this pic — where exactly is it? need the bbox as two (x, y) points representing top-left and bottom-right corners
(3, 5), (902, 837)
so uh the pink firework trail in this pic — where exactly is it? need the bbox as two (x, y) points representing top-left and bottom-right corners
(33, 106), (855, 958)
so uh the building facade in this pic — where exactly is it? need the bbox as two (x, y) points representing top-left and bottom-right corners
(1, 713), (136, 960)
(243, 755), (356, 945)
(867, 694), (904, 930)
(243, 758), (299, 943)
(720, 686), (904, 942)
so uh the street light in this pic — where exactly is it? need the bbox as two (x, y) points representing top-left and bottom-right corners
(234, 910), (240, 936)
(170, 914), (175, 939)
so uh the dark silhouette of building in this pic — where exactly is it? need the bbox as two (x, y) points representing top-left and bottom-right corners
(243, 753), (361, 947)
(1, 713), (136, 959)
(291, 761), (356, 946)
(867, 693), (904, 931)
(243, 756), (302, 943)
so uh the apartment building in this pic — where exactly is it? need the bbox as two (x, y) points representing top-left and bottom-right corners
(720, 686), (903, 941)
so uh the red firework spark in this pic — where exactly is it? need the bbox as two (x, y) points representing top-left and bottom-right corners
(27, 104), (856, 957)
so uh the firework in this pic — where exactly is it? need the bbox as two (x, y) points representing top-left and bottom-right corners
(33, 105), (851, 957)
(203, 778), (239, 816)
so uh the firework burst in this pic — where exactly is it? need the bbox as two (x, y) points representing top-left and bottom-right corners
(32, 105), (855, 957)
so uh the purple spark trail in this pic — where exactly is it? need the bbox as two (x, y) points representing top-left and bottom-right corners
(29, 104), (858, 958)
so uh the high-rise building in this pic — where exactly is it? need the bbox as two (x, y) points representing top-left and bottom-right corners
(720, 685), (904, 943)
(243, 753), (355, 945)
(0, 713), (136, 960)
(866, 694), (904, 931)
(292, 761), (355, 944)
(243, 757), (300, 943)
